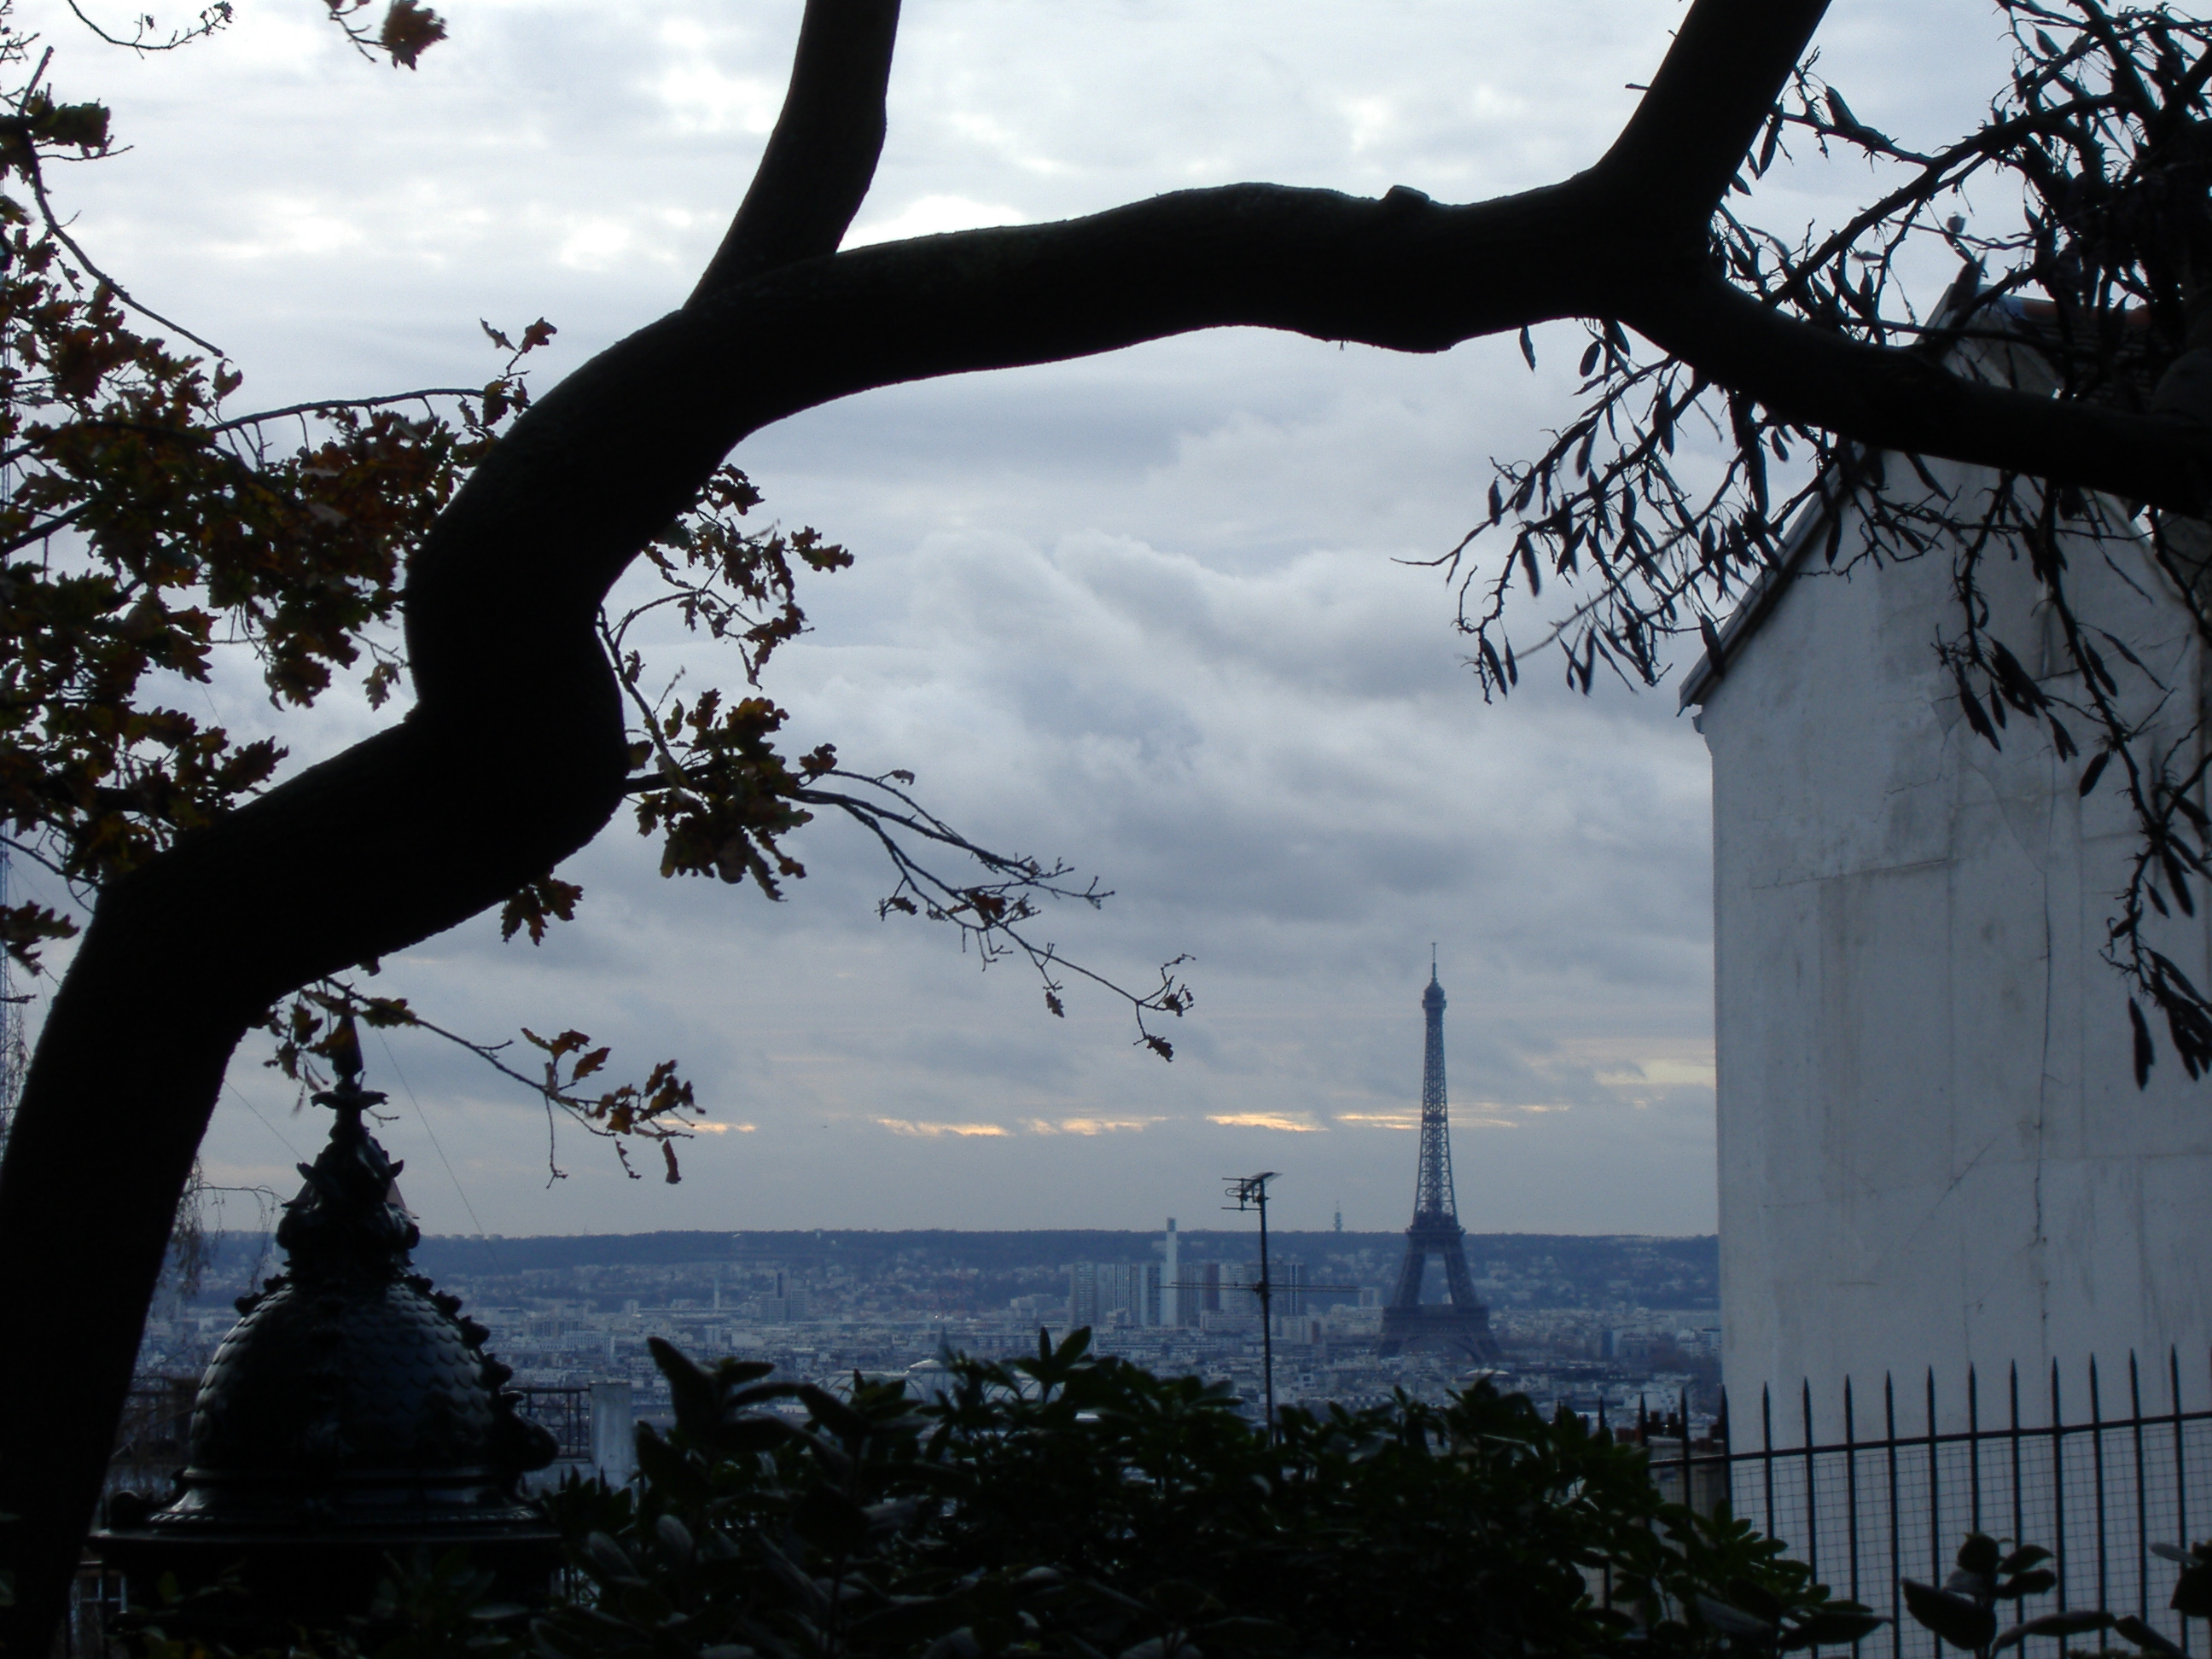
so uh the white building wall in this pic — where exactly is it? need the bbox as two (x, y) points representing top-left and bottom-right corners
(1692, 396), (2212, 1432)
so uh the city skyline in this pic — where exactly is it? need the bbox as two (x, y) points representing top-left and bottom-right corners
(131, 1212), (1726, 1488)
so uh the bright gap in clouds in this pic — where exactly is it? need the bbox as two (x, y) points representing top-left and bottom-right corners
(26, 0), (2015, 1237)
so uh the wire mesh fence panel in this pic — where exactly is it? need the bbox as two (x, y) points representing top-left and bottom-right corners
(1715, 1353), (2212, 1659)
(107, 1374), (197, 1497)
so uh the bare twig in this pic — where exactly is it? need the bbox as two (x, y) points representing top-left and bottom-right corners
(64, 0), (231, 54)
(19, 147), (221, 356)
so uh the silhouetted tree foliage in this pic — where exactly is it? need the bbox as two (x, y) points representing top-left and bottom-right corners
(331, 1335), (1876, 1659)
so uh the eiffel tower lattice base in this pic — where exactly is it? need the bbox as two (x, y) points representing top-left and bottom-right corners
(1377, 1216), (1501, 1360)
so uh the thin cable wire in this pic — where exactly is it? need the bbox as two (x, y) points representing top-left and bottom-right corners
(374, 1030), (502, 1274)
(224, 1077), (303, 1160)
(214, 1080), (299, 1293)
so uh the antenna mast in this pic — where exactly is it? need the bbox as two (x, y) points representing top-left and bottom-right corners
(1224, 1171), (1280, 1441)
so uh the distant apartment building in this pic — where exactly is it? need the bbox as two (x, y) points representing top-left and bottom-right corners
(1068, 1263), (1099, 1329)
(760, 1270), (810, 1324)
(1068, 1262), (1164, 1328)
(1185, 1261), (1222, 1325)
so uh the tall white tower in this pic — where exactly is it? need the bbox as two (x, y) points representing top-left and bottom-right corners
(1162, 1218), (1179, 1328)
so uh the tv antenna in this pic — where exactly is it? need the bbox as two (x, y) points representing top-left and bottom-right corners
(1224, 1171), (1280, 1440)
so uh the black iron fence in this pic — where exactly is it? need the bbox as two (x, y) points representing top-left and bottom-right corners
(515, 1383), (592, 1460)
(1658, 1350), (2212, 1657)
(104, 1378), (598, 1471)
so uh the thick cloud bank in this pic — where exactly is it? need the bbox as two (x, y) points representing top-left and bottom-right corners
(16, 0), (2011, 1234)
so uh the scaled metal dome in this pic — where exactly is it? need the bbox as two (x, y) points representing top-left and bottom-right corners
(96, 1019), (561, 1620)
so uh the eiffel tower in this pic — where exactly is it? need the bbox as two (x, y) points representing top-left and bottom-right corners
(1378, 959), (1500, 1360)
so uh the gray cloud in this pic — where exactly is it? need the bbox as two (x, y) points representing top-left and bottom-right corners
(30, 0), (2018, 1237)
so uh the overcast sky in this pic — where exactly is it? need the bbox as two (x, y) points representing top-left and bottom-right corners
(13, 0), (2016, 1237)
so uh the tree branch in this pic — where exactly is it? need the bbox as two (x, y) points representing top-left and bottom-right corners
(422, 175), (2212, 689)
(1591, 0), (1831, 241)
(689, 0), (902, 302)
(1624, 266), (2212, 510)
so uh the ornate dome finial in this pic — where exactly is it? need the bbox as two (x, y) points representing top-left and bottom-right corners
(281, 1015), (414, 1282)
